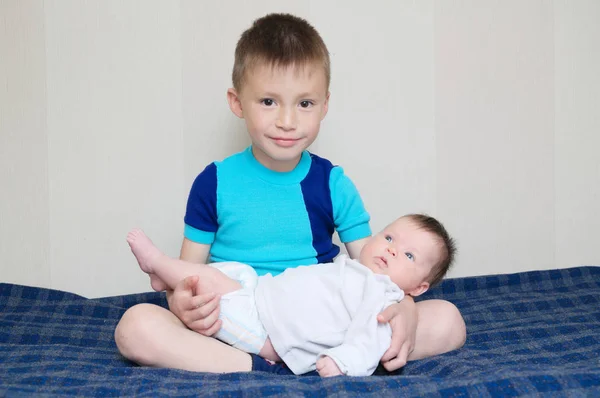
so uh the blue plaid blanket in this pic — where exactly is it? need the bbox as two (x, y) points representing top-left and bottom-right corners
(2, 266), (600, 397)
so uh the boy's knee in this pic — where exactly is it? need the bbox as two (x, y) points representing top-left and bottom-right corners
(114, 303), (162, 364)
(438, 300), (466, 349)
(417, 299), (466, 352)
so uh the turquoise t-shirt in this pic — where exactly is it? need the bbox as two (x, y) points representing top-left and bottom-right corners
(184, 146), (371, 276)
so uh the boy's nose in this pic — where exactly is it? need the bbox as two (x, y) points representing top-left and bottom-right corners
(276, 108), (297, 130)
(386, 246), (396, 257)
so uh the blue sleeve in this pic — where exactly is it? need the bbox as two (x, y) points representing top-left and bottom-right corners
(329, 167), (371, 243)
(183, 163), (218, 244)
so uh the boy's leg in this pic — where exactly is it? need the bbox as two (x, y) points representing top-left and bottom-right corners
(127, 229), (241, 294)
(115, 303), (252, 372)
(409, 299), (466, 361)
(127, 232), (279, 363)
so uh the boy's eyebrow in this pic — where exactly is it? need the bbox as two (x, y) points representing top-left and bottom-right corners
(257, 91), (280, 98)
(296, 91), (320, 98)
(258, 91), (323, 101)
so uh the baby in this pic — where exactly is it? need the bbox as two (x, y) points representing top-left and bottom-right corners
(127, 214), (455, 377)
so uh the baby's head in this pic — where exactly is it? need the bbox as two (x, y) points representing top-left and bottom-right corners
(232, 13), (330, 94)
(359, 214), (456, 296)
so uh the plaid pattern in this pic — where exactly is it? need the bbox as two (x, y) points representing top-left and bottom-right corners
(1, 266), (599, 397)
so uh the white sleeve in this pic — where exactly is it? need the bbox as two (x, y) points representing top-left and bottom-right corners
(318, 288), (392, 376)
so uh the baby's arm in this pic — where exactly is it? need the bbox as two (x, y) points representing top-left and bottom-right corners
(316, 356), (343, 377)
(318, 297), (393, 377)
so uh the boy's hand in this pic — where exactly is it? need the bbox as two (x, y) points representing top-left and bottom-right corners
(377, 297), (417, 371)
(316, 356), (343, 377)
(168, 275), (222, 336)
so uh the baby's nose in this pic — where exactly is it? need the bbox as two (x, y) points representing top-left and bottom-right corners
(386, 246), (396, 256)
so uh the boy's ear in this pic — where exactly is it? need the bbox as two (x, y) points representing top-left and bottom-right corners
(407, 282), (430, 297)
(227, 88), (244, 118)
(321, 91), (330, 121)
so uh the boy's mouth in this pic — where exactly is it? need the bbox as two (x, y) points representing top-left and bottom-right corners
(272, 137), (300, 148)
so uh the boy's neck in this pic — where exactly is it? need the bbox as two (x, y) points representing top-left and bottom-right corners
(243, 146), (312, 185)
(250, 146), (301, 172)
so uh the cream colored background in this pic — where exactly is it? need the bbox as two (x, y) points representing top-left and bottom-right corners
(1, 1), (598, 298)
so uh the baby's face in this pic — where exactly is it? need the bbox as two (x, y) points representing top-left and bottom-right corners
(359, 217), (442, 296)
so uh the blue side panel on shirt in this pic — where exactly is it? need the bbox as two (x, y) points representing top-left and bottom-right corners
(184, 163), (218, 243)
(300, 154), (339, 263)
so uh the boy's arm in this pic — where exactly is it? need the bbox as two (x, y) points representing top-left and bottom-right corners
(168, 162), (222, 334)
(329, 167), (372, 251)
(343, 237), (369, 260)
(377, 296), (418, 371)
(166, 239), (223, 336)
(165, 238), (210, 305)
(180, 238), (210, 263)
(328, 166), (419, 371)
(379, 299), (466, 370)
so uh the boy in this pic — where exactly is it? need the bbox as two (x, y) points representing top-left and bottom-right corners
(115, 13), (465, 374)
(126, 214), (456, 377)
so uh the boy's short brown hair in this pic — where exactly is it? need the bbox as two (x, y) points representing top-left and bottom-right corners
(405, 214), (457, 287)
(232, 13), (331, 92)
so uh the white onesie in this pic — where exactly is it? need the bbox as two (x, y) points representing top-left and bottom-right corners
(213, 255), (404, 376)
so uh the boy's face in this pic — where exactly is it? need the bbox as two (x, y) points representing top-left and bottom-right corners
(227, 62), (330, 172)
(359, 217), (443, 296)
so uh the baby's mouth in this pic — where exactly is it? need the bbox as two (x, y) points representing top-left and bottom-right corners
(375, 256), (388, 267)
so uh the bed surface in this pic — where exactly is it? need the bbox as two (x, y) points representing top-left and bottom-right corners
(2, 266), (600, 397)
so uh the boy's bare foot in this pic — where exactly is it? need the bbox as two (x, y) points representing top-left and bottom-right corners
(127, 229), (167, 292)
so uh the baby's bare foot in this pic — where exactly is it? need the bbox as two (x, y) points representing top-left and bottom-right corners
(127, 229), (168, 291)
(148, 274), (167, 292)
(127, 229), (161, 273)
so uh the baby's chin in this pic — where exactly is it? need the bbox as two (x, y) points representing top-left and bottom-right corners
(362, 261), (382, 275)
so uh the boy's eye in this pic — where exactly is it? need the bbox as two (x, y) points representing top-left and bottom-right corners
(261, 99), (274, 106)
(385, 235), (392, 243)
(405, 252), (415, 261)
(299, 100), (313, 108)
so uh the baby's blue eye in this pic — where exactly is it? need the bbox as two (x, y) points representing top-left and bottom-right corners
(385, 235), (392, 243)
(405, 252), (414, 261)
(261, 99), (274, 106)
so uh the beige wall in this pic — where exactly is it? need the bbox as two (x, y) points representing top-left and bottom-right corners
(1, 0), (599, 298)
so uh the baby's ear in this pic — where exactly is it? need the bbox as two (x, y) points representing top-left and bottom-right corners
(407, 282), (430, 297)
